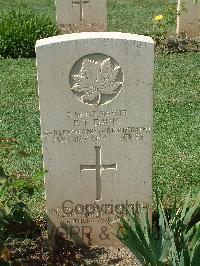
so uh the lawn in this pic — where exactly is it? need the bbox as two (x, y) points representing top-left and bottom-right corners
(0, 0), (175, 34)
(0, 0), (199, 209)
(0, 0), (56, 19)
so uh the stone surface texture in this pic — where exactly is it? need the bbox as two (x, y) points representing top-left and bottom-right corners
(55, 0), (107, 33)
(36, 32), (154, 246)
(177, 0), (200, 37)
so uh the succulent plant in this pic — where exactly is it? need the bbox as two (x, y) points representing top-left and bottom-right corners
(114, 192), (200, 265)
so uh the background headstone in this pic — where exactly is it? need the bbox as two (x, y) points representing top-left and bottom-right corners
(177, 0), (200, 37)
(36, 32), (154, 246)
(55, 0), (107, 33)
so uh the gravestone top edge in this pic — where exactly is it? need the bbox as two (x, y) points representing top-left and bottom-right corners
(35, 32), (154, 49)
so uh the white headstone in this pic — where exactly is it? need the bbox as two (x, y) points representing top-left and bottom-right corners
(36, 32), (154, 246)
(55, 0), (107, 33)
(177, 0), (200, 37)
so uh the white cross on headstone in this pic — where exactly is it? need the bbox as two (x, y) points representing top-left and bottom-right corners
(72, 0), (90, 22)
(80, 146), (117, 200)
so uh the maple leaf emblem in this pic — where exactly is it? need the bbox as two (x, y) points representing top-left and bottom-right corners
(71, 57), (123, 105)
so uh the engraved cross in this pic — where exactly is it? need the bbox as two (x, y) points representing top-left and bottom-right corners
(72, 0), (90, 22)
(80, 146), (117, 201)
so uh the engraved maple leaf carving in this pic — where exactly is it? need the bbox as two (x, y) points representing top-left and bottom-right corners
(71, 58), (123, 105)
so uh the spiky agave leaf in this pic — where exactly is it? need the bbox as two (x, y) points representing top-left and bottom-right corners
(114, 192), (200, 265)
(183, 191), (200, 226)
(190, 240), (200, 266)
(115, 216), (145, 264)
(115, 207), (169, 265)
(126, 209), (157, 264)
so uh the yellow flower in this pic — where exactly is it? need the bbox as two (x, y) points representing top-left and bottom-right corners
(154, 15), (164, 22)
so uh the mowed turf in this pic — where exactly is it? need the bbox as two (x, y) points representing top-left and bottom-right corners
(0, 0), (56, 19)
(0, 0), (175, 34)
(0, 0), (199, 205)
(0, 59), (42, 173)
(154, 53), (200, 203)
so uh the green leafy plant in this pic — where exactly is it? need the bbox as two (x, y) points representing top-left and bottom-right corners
(0, 138), (44, 263)
(114, 192), (200, 265)
(0, 8), (57, 58)
(0, 166), (44, 236)
(152, 3), (177, 46)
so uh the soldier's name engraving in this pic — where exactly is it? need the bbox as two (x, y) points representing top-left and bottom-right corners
(43, 109), (151, 143)
(44, 109), (150, 142)
(73, 117), (121, 127)
(67, 109), (127, 128)
(44, 125), (151, 143)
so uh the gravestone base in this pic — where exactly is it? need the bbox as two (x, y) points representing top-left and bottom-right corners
(58, 23), (107, 34)
(177, 22), (200, 38)
(177, 0), (200, 38)
(48, 218), (121, 247)
(47, 201), (151, 247)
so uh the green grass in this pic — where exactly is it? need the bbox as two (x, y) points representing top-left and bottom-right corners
(0, 0), (199, 206)
(0, 0), (56, 20)
(108, 0), (176, 34)
(154, 52), (200, 202)
(0, 59), (42, 173)
(0, 0), (176, 34)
